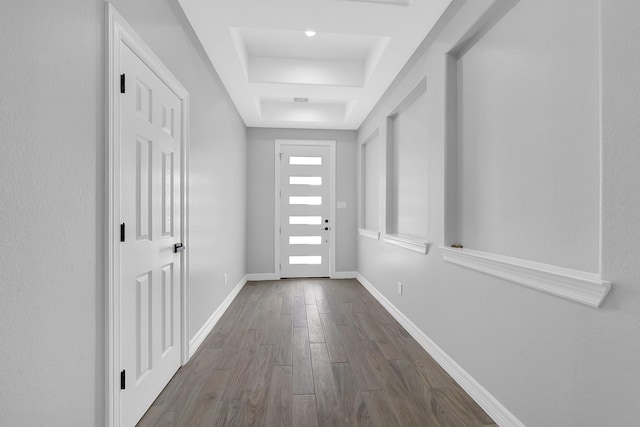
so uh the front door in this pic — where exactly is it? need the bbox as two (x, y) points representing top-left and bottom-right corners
(278, 141), (334, 278)
(119, 43), (183, 427)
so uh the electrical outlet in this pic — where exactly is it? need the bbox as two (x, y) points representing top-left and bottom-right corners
(397, 282), (403, 295)
(223, 274), (228, 286)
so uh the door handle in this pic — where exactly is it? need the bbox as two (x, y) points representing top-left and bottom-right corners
(174, 243), (186, 253)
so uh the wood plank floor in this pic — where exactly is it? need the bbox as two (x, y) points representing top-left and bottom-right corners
(138, 279), (497, 427)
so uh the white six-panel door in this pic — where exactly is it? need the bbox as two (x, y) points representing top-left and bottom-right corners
(277, 141), (335, 278)
(119, 43), (183, 427)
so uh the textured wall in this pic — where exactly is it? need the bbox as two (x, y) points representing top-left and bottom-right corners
(357, 0), (640, 425)
(0, 0), (105, 425)
(599, 0), (640, 423)
(247, 128), (358, 275)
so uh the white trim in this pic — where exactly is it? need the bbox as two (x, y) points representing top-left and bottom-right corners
(106, 4), (190, 427)
(328, 142), (337, 277)
(358, 228), (381, 240)
(246, 273), (279, 281)
(330, 271), (358, 279)
(384, 233), (430, 254)
(274, 144), (281, 278)
(355, 273), (525, 427)
(439, 247), (611, 308)
(274, 139), (337, 279)
(189, 275), (248, 356)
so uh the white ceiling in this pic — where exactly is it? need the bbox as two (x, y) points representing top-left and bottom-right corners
(177, 0), (453, 130)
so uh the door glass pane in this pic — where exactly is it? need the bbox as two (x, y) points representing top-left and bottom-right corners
(289, 196), (322, 205)
(289, 256), (322, 265)
(289, 216), (322, 225)
(289, 176), (322, 186)
(289, 236), (322, 245)
(290, 156), (322, 165)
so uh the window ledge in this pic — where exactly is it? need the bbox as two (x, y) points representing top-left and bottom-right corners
(384, 234), (430, 254)
(439, 247), (611, 308)
(358, 228), (380, 240)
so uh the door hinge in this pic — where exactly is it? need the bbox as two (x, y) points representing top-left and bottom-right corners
(279, 152), (283, 161)
(120, 370), (126, 390)
(279, 263), (281, 271)
(120, 74), (126, 94)
(120, 223), (125, 242)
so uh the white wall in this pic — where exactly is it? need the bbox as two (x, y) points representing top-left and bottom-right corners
(357, 0), (640, 425)
(0, 0), (247, 425)
(247, 128), (357, 275)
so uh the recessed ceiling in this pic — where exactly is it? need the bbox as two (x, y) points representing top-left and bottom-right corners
(177, 0), (452, 130)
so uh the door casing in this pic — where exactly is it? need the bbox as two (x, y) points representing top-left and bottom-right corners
(275, 139), (336, 279)
(106, 4), (190, 426)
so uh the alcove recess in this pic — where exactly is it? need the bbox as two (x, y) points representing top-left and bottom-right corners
(383, 77), (430, 254)
(358, 127), (381, 241)
(439, 0), (611, 308)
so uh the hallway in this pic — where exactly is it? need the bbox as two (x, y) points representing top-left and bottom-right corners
(4, 1), (640, 426)
(138, 279), (495, 426)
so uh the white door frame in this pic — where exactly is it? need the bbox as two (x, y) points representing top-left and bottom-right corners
(106, 4), (190, 426)
(275, 139), (336, 279)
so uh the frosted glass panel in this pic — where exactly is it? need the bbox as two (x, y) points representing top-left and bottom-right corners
(289, 216), (322, 225)
(289, 256), (322, 265)
(289, 176), (322, 186)
(289, 196), (322, 205)
(290, 156), (322, 165)
(289, 236), (322, 245)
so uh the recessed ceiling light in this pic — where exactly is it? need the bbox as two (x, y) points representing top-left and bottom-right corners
(304, 30), (316, 38)
(294, 97), (309, 103)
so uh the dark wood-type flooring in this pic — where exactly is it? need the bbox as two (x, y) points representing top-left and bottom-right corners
(138, 278), (497, 426)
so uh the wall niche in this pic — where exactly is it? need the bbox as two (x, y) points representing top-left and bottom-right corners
(440, 0), (610, 307)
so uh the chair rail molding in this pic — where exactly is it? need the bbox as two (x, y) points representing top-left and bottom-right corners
(384, 233), (430, 254)
(358, 228), (381, 240)
(439, 247), (612, 308)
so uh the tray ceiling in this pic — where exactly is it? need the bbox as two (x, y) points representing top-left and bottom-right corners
(177, 0), (452, 129)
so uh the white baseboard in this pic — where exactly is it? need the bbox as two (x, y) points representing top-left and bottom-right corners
(331, 271), (358, 279)
(246, 272), (358, 280)
(189, 275), (248, 357)
(355, 273), (525, 427)
(246, 273), (278, 281)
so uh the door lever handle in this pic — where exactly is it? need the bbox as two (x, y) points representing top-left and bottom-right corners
(174, 243), (186, 253)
